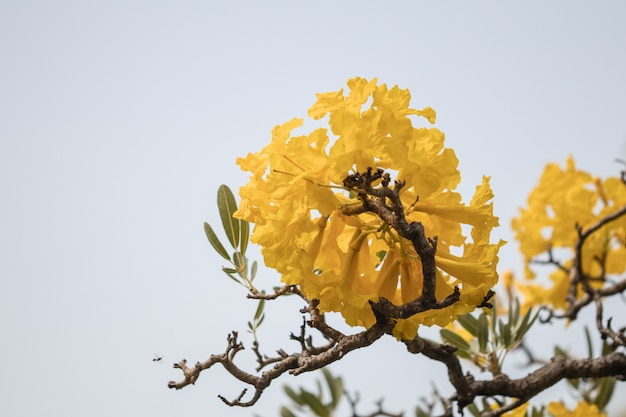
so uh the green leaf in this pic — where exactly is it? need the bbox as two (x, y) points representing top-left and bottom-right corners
(440, 328), (471, 351)
(456, 348), (472, 360)
(478, 313), (489, 353)
(456, 313), (479, 337)
(254, 299), (265, 321)
(584, 326), (593, 358)
(321, 368), (343, 409)
(513, 307), (537, 344)
(531, 405), (545, 417)
(554, 345), (568, 357)
(601, 336), (613, 356)
(283, 386), (305, 406)
(415, 406), (429, 417)
(250, 260), (258, 280)
(232, 251), (246, 274)
(498, 319), (511, 347)
(240, 219), (249, 254)
(217, 184), (240, 249)
(594, 377), (615, 410)
(204, 222), (230, 261)
(506, 296), (521, 332)
(513, 297), (521, 324)
(222, 268), (243, 285)
(466, 402), (481, 417)
(567, 376), (579, 389)
(280, 406), (298, 417)
(555, 347), (582, 390)
(299, 389), (329, 417)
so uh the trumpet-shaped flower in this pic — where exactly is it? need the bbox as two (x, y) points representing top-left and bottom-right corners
(235, 77), (503, 339)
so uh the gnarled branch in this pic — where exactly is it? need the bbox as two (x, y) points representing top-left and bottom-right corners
(169, 169), (626, 415)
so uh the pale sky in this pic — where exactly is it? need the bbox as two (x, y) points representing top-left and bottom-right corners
(1, 2), (626, 416)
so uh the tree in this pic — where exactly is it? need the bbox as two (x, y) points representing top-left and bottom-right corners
(167, 78), (626, 417)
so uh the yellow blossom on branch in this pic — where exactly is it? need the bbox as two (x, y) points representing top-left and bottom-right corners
(235, 77), (503, 339)
(511, 157), (626, 311)
(547, 401), (606, 417)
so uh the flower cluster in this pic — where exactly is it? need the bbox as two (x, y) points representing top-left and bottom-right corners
(512, 157), (626, 311)
(235, 78), (503, 339)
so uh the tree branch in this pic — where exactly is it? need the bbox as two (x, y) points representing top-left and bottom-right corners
(168, 294), (393, 406)
(170, 170), (626, 414)
(405, 334), (626, 415)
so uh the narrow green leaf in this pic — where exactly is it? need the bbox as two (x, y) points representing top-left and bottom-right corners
(283, 386), (305, 406)
(498, 319), (511, 347)
(554, 345), (567, 357)
(250, 260), (258, 280)
(478, 313), (489, 353)
(490, 302), (498, 334)
(222, 270), (243, 285)
(280, 406), (298, 417)
(531, 405), (545, 417)
(415, 406), (429, 417)
(331, 377), (344, 409)
(217, 184), (240, 249)
(314, 379), (322, 396)
(594, 377), (616, 410)
(204, 222), (230, 261)
(456, 314), (479, 337)
(583, 326), (594, 357)
(299, 389), (329, 417)
(254, 299), (265, 321)
(440, 328), (471, 351)
(466, 402), (481, 417)
(322, 368), (343, 408)
(240, 219), (249, 254)
(232, 251), (246, 273)
(456, 348), (472, 360)
(256, 313), (265, 327)
(222, 267), (239, 274)
(513, 309), (532, 342)
(512, 297), (521, 325)
(513, 307), (537, 343)
(567, 376), (579, 389)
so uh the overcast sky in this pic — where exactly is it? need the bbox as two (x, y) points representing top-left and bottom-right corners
(2, 2), (626, 416)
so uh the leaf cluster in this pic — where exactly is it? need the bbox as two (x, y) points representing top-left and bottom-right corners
(440, 298), (538, 375)
(279, 369), (344, 417)
(204, 184), (264, 336)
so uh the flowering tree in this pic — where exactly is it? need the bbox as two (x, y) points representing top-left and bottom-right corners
(167, 78), (626, 417)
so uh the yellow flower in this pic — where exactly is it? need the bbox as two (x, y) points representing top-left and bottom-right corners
(512, 157), (626, 311)
(547, 401), (606, 417)
(235, 77), (502, 338)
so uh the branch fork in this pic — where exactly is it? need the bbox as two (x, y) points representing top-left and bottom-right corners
(169, 169), (626, 416)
